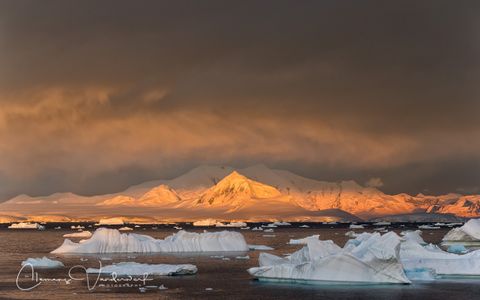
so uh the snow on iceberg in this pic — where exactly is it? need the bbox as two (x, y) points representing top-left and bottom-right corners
(63, 231), (92, 238)
(442, 219), (480, 241)
(87, 262), (197, 276)
(22, 257), (64, 268)
(400, 230), (426, 245)
(289, 235), (320, 245)
(51, 228), (249, 253)
(249, 232), (411, 284)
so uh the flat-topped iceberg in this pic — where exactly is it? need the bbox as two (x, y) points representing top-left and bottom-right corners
(442, 219), (480, 242)
(248, 232), (411, 284)
(215, 221), (247, 228)
(51, 228), (249, 253)
(63, 231), (92, 238)
(22, 257), (64, 268)
(87, 262), (197, 276)
(8, 222), (43, 229)
(288, 235), (320, 245)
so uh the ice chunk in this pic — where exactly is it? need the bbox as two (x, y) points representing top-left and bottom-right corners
(272, 221), (291, 226)
(447, 244), (468, 254)
(22, 257), (64, 268)
(87, 262), (197, 276)
(119, 227), (133, 231)
(442, 219), (480, 241)
(299, 225), (310, 228)
(418, 225), (440, 230)
(8, 222), (42, 229)
(400, 239), (480, 275)
(288, 235), (320, 245)
(51, 228), (249, 253)
(248, 244), (274, 251)
(63, 231), (92, 238)
(349, 224), (365, 229)
(215, 221), (247, 228)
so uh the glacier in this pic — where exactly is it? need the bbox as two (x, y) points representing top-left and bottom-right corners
(51, 228), (249, 253)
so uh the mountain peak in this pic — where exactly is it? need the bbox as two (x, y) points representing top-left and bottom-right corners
(197, 171), (282, 206)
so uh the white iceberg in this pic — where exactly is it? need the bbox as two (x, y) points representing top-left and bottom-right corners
(442, 219), (480, 242)
(71, 225), (85, 229)
(249, 232), (410, 284)
(215, 221), (247, 228)
(51, 228), (249, 253)
(349, 224), (364, 229)
(289, 235), (320, 245)
(400, 239), (480, 276)
(264, 229), (274, 233)
(63, 231), (92, 238)
(87, 262), (197, 276)
(8, 222), (42, 229)
(251, 227), (263, 231)
(119, 226), (133, 231)
(299, 225), (310, 228)
(248, 244), (274, 251)
(373, 222), (391, 226)
(272, 221), (291, 226)
(22, 257), (64, 268)
(418, 225), (440, 230)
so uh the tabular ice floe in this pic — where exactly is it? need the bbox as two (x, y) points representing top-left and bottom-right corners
(442, 219), (480, 242)
(51, 228), (249, 253)
(86, 262), (197, 276)
(289, 235), (320, 245)
(8, 222), (44, 230)
(63, 231), (92, 238)
(249, 232), (411, 284)
(248, 244), (274, 251)
(22, 257), (64, 268)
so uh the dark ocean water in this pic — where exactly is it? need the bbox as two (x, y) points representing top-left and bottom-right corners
(1, 223), (480, 299)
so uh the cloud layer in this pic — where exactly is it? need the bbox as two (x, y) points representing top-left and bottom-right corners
(0, 1), (479, 200)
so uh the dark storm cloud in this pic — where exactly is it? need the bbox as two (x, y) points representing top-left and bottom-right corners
(0, 0), (479, 200)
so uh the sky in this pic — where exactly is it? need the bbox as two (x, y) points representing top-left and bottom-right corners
(0, 0), (479, 201)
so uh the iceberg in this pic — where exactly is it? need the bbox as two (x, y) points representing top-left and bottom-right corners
(215, 221), (247, 228)
(288, 235), (320, 245)
(272, 221), (291, 226)
(248, 244), (274, 251)
(349, 224), (364, 229)
(249, 232), (411, 284)
(51, 228), (249, 253)
(119, 226), (134, 231)
(87, 262), (197, 276)
(400, 239), (480, 276)
(63, 231), (92, 238)
(8, 222), (42, 229)
(418, 225), (440, 230)
(442, 219), (480, 242)
(22, 257), (64, 268)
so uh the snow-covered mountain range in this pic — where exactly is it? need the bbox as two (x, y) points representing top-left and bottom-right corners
(0, 165), (478, 223)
